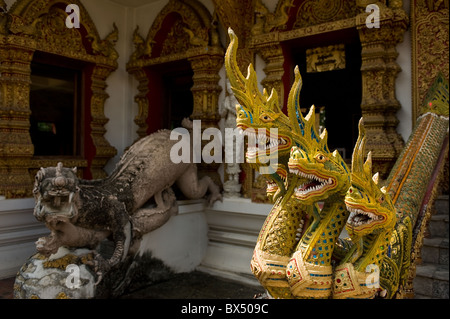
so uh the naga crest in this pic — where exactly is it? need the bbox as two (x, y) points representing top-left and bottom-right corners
(345, 119), (396, 237)
(225, 28), (292, 169)
(287, 99), (350, 204)
(33, 162), (80, 222)
(225, 28), (318, 199)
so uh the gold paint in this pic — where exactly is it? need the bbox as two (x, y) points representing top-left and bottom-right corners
(306, 44), (346, 73)
(0, 0), (119, 198)
(43, 254), (79, 270)
(56, 292), (70, 299)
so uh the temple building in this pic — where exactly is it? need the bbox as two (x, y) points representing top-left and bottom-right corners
(0, 0), (448, 298)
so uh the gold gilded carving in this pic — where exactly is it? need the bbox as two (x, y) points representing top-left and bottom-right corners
(33, 7), (86, 57)
(412, 0), (449, 123)
(0, 35), (36, 198)
(127, 0), (223, 185)
(247, 0), (408, 195)
(212, 0), (253, 51)
(420, 72), (449, 117)
(87, 23), (119, 61)
(128, 0), (223, 134)
(252, 0), (294, 35)
(183, 26), (208, 47)
(133, 69), (150, 139)
(306, 44), (346, 73)
(0, 0), (119, 197)
(294, 0), (357, 29)
(129, 0), (214, 62)
(189, 52), (223, 123)
(252, 40), (285, 107)
(131, 25), (152, 61)
(356, 3), (408, 178)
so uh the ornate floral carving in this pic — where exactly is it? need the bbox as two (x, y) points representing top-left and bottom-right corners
(294, 0), (357, 29)
(412, 0), (449, 123)
(356, 4), (408, 178)
(33, 7), (86, 56)
(252, 0), (295, 35)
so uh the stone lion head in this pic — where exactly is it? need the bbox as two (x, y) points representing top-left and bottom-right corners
(33, 162), (80, 222)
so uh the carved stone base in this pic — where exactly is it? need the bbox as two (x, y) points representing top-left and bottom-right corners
(14, 247), (97, 299)
(14, 244), (176, 299)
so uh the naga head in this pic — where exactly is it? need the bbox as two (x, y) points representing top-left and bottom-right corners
(225, 28), (307, 198)
(33, 162), (80, 222)
(287, 101), (350, 204)
(345, 119), (396, 238)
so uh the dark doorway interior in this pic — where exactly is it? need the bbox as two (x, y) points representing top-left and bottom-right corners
(29, 58), (82, 157)
(288, 32), (362, 160)
(162, 66), (194, 130)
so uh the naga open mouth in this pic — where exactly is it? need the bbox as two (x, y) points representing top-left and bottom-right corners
(266, 168), (287, 193)
(289, 168), (335, 198)
(346, 204), (384, 229)
(237, 127), (290, 160)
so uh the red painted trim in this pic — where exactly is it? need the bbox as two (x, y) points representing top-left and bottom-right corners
(83, 64), (95, 180)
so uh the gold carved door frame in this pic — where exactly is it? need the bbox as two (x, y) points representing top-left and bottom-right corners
(249, 0), (409, 180)
(0, 0), (119, 198)
(126, 0), (224, 186)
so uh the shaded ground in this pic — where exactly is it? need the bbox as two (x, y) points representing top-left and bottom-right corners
(119, 271), (265, 299)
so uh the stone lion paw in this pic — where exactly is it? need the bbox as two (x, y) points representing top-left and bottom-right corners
(85, 252), (111, 285)
(207, 192), (223, 207)
(35, 237), (58, 256)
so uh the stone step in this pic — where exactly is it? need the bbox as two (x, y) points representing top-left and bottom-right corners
(428, 214), (449, 238)
(413, 263), (449, 299)
(434, 195), (449, 216)
(421, 237), (449, 265)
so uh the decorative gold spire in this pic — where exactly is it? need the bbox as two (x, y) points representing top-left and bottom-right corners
(420, 72), (449, 117)
(225, 28), (282, 118)
(350, 118), (375, 191)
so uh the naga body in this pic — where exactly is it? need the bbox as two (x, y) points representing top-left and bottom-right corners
(225, 29), (418, 299)
(226, 28), (350, 298)
(332, 119), (397, 298)
(225, 28), (316, 298)
(286, 109), (350, 298)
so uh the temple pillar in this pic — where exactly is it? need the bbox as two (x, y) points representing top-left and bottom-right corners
(254, 38), (285, 107)
(0, 35), (35, 198)
(188, 48), (223, 187)
(89, 65), (118, 179)
(356, 2), (408, 178)
(188, 50), (223, 127)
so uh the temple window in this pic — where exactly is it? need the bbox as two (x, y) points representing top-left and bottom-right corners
(29, 53), (83, 157)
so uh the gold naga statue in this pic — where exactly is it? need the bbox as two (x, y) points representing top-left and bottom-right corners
(224, 28), (449, 299)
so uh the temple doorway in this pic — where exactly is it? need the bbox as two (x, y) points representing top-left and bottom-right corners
(162, 63), (194, 130)
(287, 29), (362, 161)
(145, 59), (194, 133)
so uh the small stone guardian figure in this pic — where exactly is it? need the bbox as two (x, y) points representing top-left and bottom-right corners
(221, 79), (242, 198)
